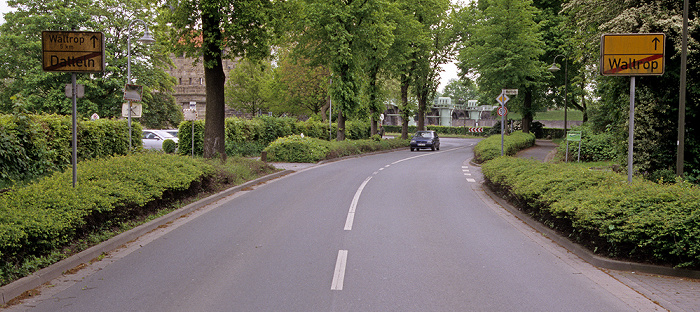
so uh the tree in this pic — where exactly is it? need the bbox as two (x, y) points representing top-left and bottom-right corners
(0, 0), (180, 128)
(273, 48), (330, 119)
(457, 0), (548, 133)
(225, 58), (274, 116)
(442, 78), (478, 103)
(405, 0), (456, 131)
(563, 0), (700, 179)
(161, 0), (273, 158)
(295, 0), (395, 140)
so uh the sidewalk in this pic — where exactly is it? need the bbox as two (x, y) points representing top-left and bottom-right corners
(514, 139), (700, 312)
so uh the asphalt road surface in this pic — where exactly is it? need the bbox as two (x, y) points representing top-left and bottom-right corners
(8, 138), (662, 311)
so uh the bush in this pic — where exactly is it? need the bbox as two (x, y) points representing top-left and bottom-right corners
(482, 156), (700, 269)
(0, 154), (214, 284)
(557, 125), (620, 162)
(0, 114), (139, 188)
(264, 135), (331, 163)
(473, 131), (535, 163)
(264, 135), (410, 163)
(179, 117), (372, 158)
(162, 139), (177, 154)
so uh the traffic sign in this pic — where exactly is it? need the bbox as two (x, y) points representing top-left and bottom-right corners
(502, 89), (518, 96)
(600, 33), (665, 76)
(122, 102), (142, 118)
(496, 93), (509, 105)
(42, 31), (105, 73)
(497, 106), (508, 116)
(567, 131), (582, 142)
(468, 127), (483, 133)
(123, 84), (143, 102)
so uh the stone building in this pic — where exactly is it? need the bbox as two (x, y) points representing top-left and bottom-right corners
(166, 55), (239, 120)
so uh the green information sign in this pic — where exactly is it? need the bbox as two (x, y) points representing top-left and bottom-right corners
(567, 131), (582, 142)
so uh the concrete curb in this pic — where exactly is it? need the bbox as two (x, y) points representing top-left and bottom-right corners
(1, 170), (293, 305)
(481, 184), (700, 279)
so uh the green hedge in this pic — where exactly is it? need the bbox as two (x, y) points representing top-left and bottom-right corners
(0, 114), (140, 188)
(264, 135), (410, 163)
(473, 131), (535, 164)
(482, 156), (700, 269)
(0, 153), (214, 284)
(178, 116), (371, 157)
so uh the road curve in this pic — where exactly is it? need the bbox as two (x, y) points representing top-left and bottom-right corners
(7, 138), (662, 311)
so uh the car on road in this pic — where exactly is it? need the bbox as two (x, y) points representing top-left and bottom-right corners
(410, 130), (440, 151)
(142, 129), (179, 150)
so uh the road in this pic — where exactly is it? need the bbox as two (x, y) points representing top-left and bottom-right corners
(8, 138), (662, 311)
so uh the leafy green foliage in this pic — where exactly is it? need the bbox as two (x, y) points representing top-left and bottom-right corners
(483, 156), (700, 268)
(264, 135), (330, 163)
(162, 139), (177, 154)
(0, 0), (181, 128)
(473, 131), (536, 163)
(178, 116), (371, 157)
(457, 0), (548, 121)
(264, 135), (410, 163)
(0, 154), (214, 284)
(556, 124), (621, 162)
(0, 114), (139, 188)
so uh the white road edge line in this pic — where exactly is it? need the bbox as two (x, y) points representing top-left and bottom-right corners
(344, 176), (372, 230)
(331, 250), (348, 290)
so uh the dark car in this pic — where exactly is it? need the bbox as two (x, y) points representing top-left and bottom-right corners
(410, 130), (440, 151)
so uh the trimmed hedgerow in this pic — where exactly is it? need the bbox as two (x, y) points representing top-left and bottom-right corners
(0, 154), (214, 284)
(473, 131), (535, 164)
(263, 135), (410, 163)
(0, 114), (140, 188)
(178, 116), (371, 157)
(482, 156), (700, 269)
(264, 135), (331, 163)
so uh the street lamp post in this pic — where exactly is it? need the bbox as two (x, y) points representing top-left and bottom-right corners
(127, 19), (156, 151)
(549, 54), (568, 132)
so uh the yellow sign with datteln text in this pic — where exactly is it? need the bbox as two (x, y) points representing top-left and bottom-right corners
(42, 31), (105, 73)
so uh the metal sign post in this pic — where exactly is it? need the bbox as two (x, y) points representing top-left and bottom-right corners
(496, 92), (510, 156)
(43, 30), (105, 187)
(601, 33), (665, 183)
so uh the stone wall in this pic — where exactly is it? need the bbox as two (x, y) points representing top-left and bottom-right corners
(166, 55), (239, 120)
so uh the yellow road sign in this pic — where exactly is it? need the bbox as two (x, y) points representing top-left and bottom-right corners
(42, 31), (105, 72)
(600, 33), (665, 76)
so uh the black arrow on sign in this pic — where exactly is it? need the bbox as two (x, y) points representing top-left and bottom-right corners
(91, 35), (99, 49)
(652, 37), (660, 50)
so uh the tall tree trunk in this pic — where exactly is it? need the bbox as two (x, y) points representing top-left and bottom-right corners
(202, 6), (226, 161)
(417, 89), (428, 131)
(521, 89), (533, 134)
(336, 108), (345, 141)
(400, 74), (410, 139)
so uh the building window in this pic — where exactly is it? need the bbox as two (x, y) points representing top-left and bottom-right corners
(179, 78), (182, 85)
(189, 78), (192, 85)
(199, 78), (204, 85)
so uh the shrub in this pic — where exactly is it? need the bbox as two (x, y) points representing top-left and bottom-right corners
(264, 135), (331, 163)
(0, 154), (214, 284)
(557, 126), (620, 162)
(0, 114), (138, 188)
(483, 156), (700, 269)
(473, 131), (535, 163)
(162, 139), (177, 154)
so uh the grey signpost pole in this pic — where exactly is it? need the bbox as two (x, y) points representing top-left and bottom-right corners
(71, 73), (77, 187)
(600, 33), (665, 184)
(628, 77), (635, 183)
